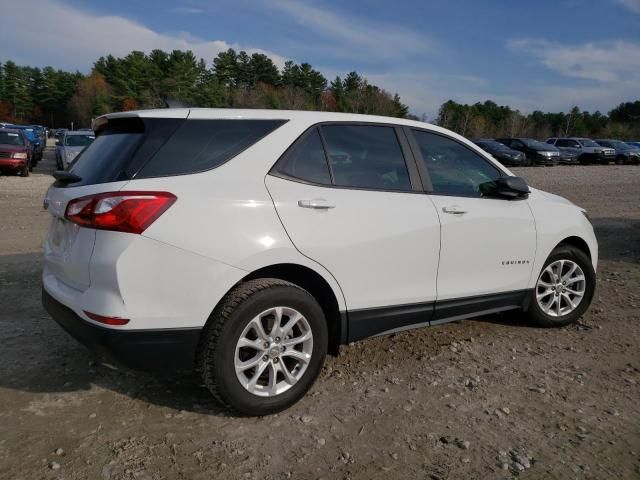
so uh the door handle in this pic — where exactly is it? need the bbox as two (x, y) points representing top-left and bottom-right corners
(442, 205), (468, 215)
(298, 199), (335, 209)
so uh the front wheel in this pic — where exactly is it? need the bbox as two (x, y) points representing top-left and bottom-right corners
(526, 245), (595, 327)
(198, 278), (328, 416)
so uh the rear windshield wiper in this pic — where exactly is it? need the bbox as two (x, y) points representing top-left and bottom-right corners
(53, 171), (82, 184)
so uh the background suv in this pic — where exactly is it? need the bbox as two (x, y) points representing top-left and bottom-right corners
(55, 130), (96, 169)
(546, 137), (615, 164)
(594, 139), (640, 164)
(43, 109), (597, 415)
(495, 137), (560, 166)
(473, 139), (528, 166)
(0, 128), (31, 176)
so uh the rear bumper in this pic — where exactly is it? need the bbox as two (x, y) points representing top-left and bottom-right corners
(42, 288), (201, 371)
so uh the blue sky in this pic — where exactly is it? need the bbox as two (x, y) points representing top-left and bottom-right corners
(2, 0), (639, 118)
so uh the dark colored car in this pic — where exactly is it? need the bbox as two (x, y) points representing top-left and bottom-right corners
(494, 138), (559, 166)
(0, 128), (32, 176)
(473, 139), (528, 166)
(5, 124), (43, 165)
(594, 139), (640, 165)
(546, 137), (615, 165)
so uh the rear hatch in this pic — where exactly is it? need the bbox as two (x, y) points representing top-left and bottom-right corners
(44, 110), (190, 292)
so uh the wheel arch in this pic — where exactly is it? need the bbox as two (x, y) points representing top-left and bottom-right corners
(556, 235), (592, 260)
(236, 263), (346, 355)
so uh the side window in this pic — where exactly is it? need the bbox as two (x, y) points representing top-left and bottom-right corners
(556, 139), (569, 147)
(321, 125), (411, 191)
(568, 140), (579, 147)
(411, 129), (501, 197)
(278, 128), (331, 185)
(546, 139), (555, 144)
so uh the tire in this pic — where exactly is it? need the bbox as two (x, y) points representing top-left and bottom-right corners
(615, 156), (625, 165)
(198, 278), (328, 416)
(526, 245), (595, 327)
(21, 161), (30, 177)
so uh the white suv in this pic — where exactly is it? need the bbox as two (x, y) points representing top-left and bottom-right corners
(43, 109), (597, 415)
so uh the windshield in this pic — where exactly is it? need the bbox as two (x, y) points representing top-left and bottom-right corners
(522, 138), (554, 149)
(0, 131), (25, 146)
(578, 139), (600, 147)
(65, 134), (95, 147)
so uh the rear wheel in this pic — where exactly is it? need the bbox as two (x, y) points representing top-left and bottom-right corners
(198, 278), (328, 415)
(526, 246), (595, 327)
(21, 162), (30, 177)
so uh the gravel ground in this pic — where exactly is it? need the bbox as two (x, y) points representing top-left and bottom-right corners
(0, 143), (639, 479)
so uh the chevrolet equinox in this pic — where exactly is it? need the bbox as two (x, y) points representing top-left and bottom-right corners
(43, 109), (598, 415)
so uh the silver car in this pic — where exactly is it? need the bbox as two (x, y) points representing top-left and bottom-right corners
(57, 131), (95, 169)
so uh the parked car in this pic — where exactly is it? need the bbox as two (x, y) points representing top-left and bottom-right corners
(56, 131), (95, 169)
(0, 128), (32, 176)
(594, 139), (640, 164)
(5, 124), (43, 164)
(546, 137), (615, 165)
(473, 139), (528, 166)
(42, 109), (598, 415)
(494, 138), (560, 166)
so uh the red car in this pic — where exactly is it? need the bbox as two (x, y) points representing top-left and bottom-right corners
(0, 128), (32, 176)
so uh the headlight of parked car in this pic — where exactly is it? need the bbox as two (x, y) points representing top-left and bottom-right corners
(12, 152), (28, 159)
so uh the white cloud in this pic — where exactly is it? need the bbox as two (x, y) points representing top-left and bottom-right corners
(267, 0), (435, 60)
(169, 7), (206, 14)
(0, 0), (288, 71)
(508, 38), (640, 83)
(615, 0), (640, 13)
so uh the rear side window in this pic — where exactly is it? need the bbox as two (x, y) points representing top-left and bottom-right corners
(322, 125), (411, 191)
(137, 119), (286, 178)
(278, 128), (331, 185)
(412, 129), (501, 197)
(65, 118), (285, 187)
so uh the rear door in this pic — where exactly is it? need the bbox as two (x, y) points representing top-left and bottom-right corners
(266, 124), (441, 339)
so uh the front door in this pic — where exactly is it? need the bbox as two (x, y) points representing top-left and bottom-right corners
(409, 129), (536, 306)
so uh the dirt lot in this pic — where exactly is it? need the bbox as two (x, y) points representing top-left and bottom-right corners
(1, 143), (639, 479)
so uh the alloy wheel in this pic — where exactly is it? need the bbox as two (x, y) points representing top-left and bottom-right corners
(234, 307), (313, 397)
(535, 259), (586, 317)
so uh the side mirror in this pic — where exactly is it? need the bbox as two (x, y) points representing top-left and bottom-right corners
(480, 176), (530, 199)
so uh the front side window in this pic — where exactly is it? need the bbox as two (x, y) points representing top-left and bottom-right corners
(278, 128), (331, 185)
(321, 125), (411, 191)
(412, 130), (501, 197)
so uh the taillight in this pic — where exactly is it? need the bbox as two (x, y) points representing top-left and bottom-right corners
(65, 191), (176, 234)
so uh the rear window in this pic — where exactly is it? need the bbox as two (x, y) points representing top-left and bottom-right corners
(64, 117), (286, 187)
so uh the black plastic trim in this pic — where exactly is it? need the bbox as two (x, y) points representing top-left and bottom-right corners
(344, 289), (531, 343)
(43, 289), (201, 371)
(347, 301), (435, 342)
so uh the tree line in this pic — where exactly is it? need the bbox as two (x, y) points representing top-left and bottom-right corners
(0, 49), (638, 141)
(437, 99), (640, 140)
(0, 49), (408, 127)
